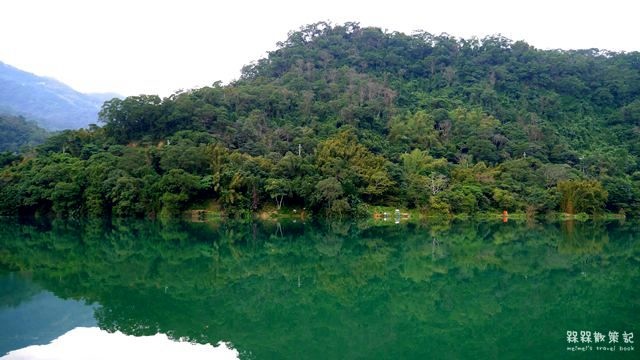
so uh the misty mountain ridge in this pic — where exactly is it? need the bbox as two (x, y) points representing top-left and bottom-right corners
(0, 61), (120, 130)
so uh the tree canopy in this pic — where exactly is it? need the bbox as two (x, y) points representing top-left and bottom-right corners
(1, 22), (639, 218)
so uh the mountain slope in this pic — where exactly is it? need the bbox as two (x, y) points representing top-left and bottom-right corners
(0, 113), (48, 152)
(1, 22), (639, 218)
(0, 61), (116, 130)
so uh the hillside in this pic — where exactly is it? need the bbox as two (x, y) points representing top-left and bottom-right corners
(1, 22), (639, 218)
(0, 61), (117, 130)
(0, 113), (48, 152)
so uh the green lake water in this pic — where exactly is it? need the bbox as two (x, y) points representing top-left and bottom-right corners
(0, 219), (637, 359)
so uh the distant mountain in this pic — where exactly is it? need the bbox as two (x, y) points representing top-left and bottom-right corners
(0, 61), (120, 130)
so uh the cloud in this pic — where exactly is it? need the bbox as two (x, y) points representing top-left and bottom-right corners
(2, 327), (239, 360)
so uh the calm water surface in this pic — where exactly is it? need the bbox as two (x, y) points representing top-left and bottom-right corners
(0, 219), (638, 359)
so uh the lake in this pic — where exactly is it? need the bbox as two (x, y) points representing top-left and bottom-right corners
(0, 219), (637, 359)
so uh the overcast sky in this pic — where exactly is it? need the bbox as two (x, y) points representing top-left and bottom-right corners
(1, 0), (638, 97)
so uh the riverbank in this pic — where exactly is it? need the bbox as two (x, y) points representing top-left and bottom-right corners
(183, 202), (629, 224)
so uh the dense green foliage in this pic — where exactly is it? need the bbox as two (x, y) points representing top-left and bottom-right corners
(0, 113), (48, 152)
(1, 22), (639, 218)
(0, 219), (638, 358)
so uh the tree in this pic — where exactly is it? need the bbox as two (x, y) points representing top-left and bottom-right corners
(99, 95), (163, 142)
(265, 178), (291, 209)
(388, 110), (440, 151)
(316, 130), (393, 201)
(157, 169), (202, 217)
(51, 182), (83, 217)
(314, 177), (344, 214)
(428, 174), (449, 196)
(557, 180), (608, 214)
(401, 149), (449, 208)
(617, 99), (640, 125)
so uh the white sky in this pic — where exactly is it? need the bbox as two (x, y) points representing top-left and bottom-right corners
(1, 0), (638, 97)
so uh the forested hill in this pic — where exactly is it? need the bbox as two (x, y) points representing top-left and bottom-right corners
(1, 22), (639, 219)
(0, 113), (48, 152)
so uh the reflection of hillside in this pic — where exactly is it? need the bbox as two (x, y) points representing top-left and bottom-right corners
(0, 219), (638, 359)
(0, 275), (96, 356)
(0, 273), (41, 309)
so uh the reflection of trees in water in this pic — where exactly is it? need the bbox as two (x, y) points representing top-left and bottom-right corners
(0, 219), (638, 359)
(559, 220), (611, 255)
